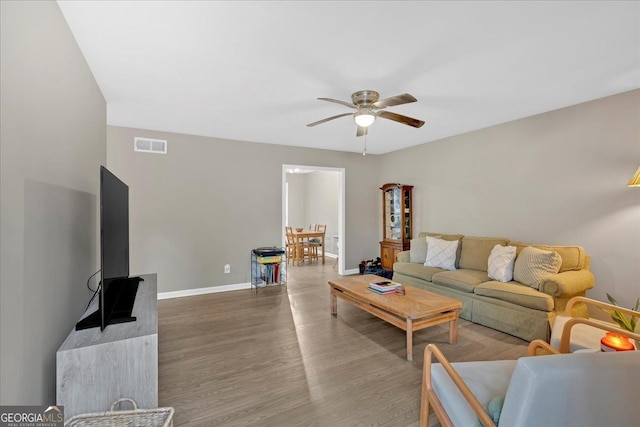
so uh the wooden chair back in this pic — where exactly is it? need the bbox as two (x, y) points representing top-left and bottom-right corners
(551, 296), (640, 353)
(285, 226), (295, 245)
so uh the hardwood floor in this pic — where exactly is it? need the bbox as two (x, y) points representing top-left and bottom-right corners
(158, 262), (528, 426)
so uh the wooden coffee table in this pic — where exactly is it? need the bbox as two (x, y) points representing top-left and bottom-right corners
(328, 274), (462, 361)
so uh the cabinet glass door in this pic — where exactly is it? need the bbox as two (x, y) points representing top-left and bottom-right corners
(385, 188), (401, 241)
(403, 189), (411, 240)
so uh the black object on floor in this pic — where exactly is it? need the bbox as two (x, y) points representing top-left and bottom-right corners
(364, 267), (393, 280)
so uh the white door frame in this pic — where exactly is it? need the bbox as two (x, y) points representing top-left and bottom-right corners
(282, 165), (346, 275)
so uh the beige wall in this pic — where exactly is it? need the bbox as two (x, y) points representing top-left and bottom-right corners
(2, 0), (637, 408)
(287, 171), (340, 254)
(380, 89), (640, 307)
(109, 91), (639, 305)
(286, 173), (306, 229)
(0, 1), (106, 404)
(107, 126), (380, 292)
(305, 171), (340, 255)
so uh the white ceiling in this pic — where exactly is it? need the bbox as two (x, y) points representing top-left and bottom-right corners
(57, 1), (640, 155)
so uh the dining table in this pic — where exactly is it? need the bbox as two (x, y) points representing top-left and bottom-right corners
(292, 229), (326, 264)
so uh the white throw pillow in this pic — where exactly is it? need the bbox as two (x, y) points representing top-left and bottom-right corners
(487, 244), (517, 282)
(425, 236), (458, 271)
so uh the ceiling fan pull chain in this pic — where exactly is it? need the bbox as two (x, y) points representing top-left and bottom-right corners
(363, 134), (367, 156)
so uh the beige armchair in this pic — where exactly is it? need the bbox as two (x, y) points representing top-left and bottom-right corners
(421, 342), (639, 427)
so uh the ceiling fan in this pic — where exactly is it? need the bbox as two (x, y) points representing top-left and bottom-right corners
(307, 90), (425, 137)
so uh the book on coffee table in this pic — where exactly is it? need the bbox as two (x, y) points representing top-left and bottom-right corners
(368, 286), (398, 295)
(368, 281), (401, 293)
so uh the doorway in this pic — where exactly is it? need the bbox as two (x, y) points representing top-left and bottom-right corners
(282, 165), (345, 275)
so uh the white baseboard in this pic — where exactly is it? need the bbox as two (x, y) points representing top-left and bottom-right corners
(158, 282), (251, 300)
(159, 263), (358, 299)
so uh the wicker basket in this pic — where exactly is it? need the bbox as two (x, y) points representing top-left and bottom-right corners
(65, 398), (174, 427)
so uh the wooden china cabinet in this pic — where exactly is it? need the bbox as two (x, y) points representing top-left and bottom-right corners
(379, 183), (413, 270)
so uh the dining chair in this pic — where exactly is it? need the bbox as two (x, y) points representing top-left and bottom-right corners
(286, 226), (316, 265)
(304, 226), (319, 263)
(309, 224), (326, 245)
(308, 224), (325, 262)
(285, 226), (298, 264)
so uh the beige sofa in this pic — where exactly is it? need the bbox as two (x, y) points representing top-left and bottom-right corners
(393, 232), (595, 341)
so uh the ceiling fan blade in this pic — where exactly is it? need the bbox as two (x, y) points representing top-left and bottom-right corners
(318, 97), (357, 109)
(373, 93), (417, 109)
(356, 125), (368, 137)
(378, 110), (425, 128)
(307, 112), (353, 127)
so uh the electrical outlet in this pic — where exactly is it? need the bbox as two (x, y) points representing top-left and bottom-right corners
(224, 264), (230, 274)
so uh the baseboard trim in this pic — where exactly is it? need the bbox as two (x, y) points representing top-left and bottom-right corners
(158, 282), (251, 300)
(159, 265), (358, 299)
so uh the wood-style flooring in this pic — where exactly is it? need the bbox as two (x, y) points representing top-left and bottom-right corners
(158, 262), (528, 426)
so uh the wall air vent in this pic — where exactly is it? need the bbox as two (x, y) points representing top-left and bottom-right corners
(134, 137), (167, 154)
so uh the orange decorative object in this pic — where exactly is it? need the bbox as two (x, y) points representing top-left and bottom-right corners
(600, 332), (635, 352)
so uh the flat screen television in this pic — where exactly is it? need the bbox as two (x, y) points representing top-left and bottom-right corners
(76, 166), (142, 331)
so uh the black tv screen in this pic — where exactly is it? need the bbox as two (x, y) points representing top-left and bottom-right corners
(76, 166), (141, 331)
(101, 165), (129, 281)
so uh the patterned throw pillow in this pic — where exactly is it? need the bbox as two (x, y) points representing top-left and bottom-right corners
(425, 236), (458, 271)
(487, 244), (517, 282)
(513, 246), (562, 289)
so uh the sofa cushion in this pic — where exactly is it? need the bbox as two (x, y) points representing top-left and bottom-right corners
(409, 237), (429, 263)
(425, 236), (458, 271)
(459, 236), (510, 271)
(418, 232), (464, 241)
(475, 281), (554, 312)
(513, 246), (562, 290)
(499, 352), (640, 427)
(487, 244), (517, 282)
(418, 232), (464, 268)
(431, 360), (517, 427)
(432, 269), (490, 293)
(393, 262), (445, 282)
(510, 241), (586, 272)
(476, 396), (505, 427)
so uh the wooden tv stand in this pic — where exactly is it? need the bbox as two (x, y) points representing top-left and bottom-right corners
(56, 273), (158, 418)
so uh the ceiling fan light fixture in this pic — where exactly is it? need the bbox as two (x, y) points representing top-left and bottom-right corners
(308, 90), (424, 135)
(354, 110), (376, 127)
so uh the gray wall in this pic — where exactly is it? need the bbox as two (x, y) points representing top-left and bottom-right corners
(286, 171), (340, 254)
(0, 1), (106, 404)
(380, 89), (640, 308)
(305, 171), (340, 255)
(109, 91), (639, 305)
(286, 173), (306, 230)
(107, 126), (380, 292)
(3, 0), (636, 408)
